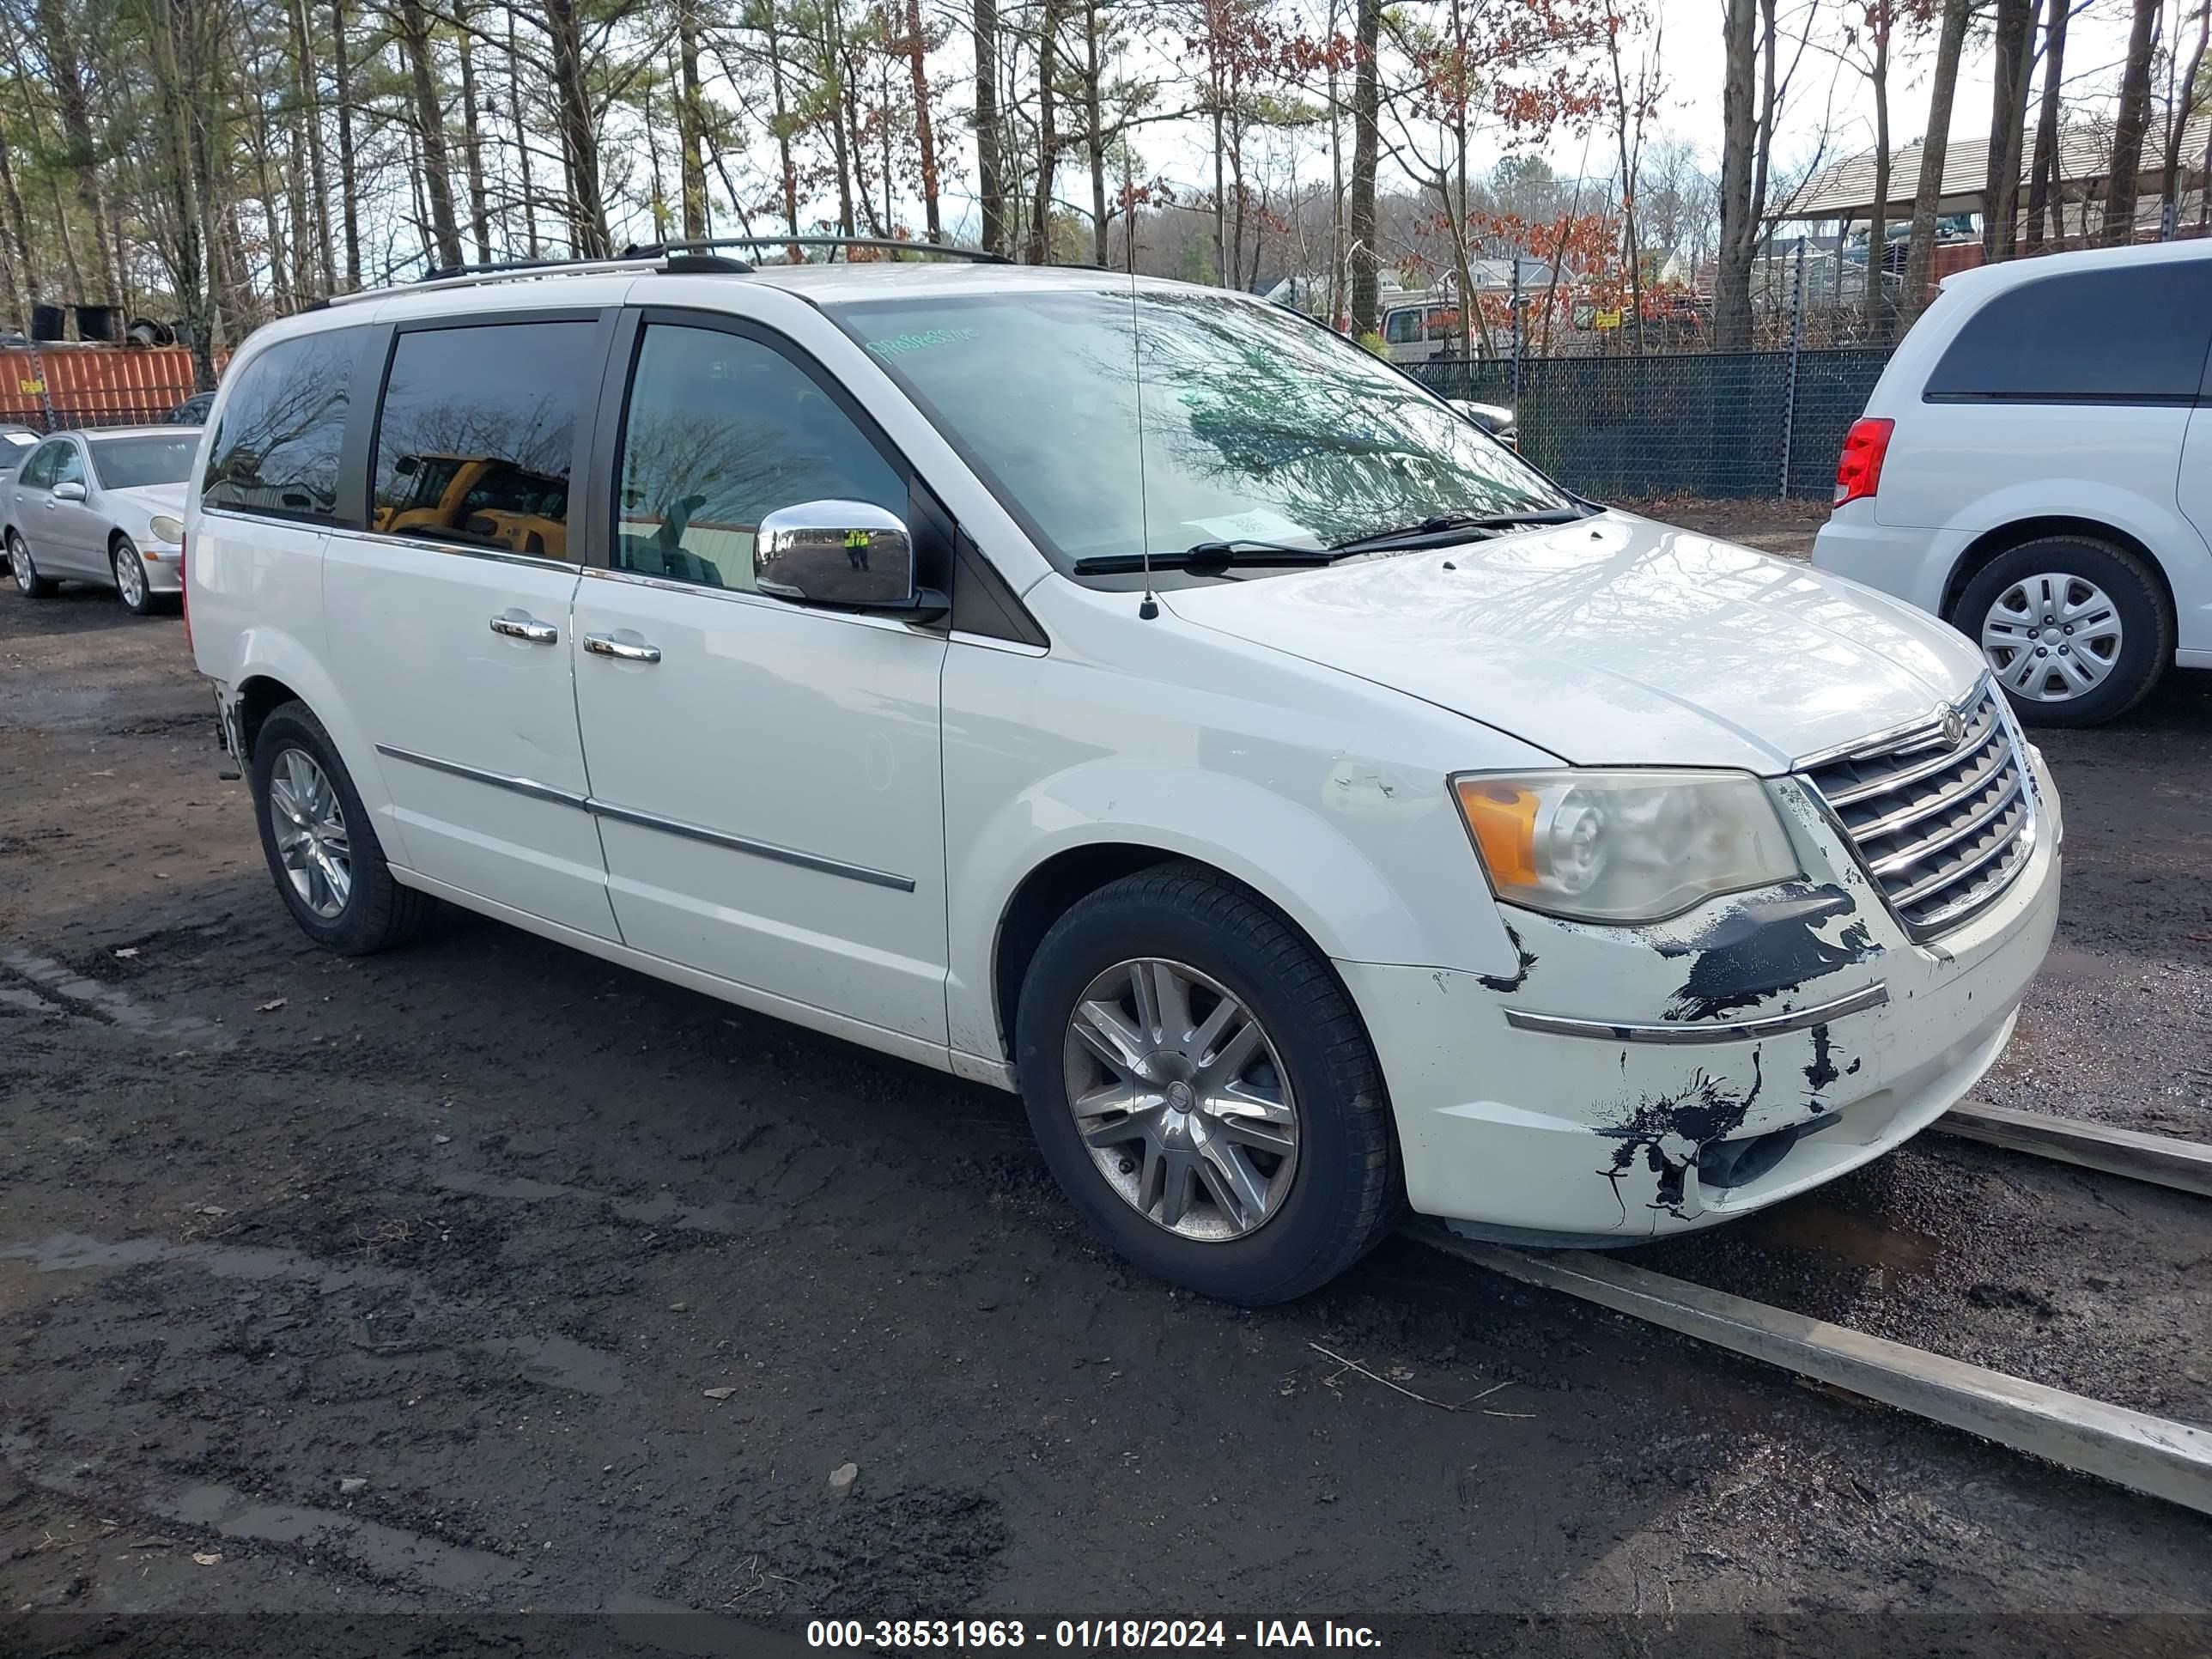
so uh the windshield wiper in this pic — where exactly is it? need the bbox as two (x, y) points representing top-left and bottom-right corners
(1327, 507), (1588, 555)
(1072, 538), (1334, 575)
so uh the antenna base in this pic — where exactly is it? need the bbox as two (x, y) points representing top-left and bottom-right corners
(1138, 596), (1159, 620)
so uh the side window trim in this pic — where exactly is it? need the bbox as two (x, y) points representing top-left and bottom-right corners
(201, 325), (376, 528)
(358, 306), (618, 569)
(1921, 263), (2212, 406)
(599, 305), (1048, 647)
(595, 306), (921, 585)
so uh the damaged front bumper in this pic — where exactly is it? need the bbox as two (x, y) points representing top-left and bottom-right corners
(1340, 752), (2062, 1244)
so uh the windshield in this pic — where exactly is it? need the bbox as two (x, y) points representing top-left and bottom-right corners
(89, 434), (198, 489)
(830, 286), (1571, 573)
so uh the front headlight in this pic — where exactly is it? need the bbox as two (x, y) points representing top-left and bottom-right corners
(149, 514), (185, 545)
(1451, 769), (1800, 924)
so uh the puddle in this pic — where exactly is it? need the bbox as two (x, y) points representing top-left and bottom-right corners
(475, 1334), (627, 1395)
(1, 948), (234, 1049)
(1736, 1200), (1942, 1273)
(167, 1483), (532, 1591)
(3, 1233), (627, 1396)
(0, 1232), (413, 1291)
(432, 1170), (775, 1236)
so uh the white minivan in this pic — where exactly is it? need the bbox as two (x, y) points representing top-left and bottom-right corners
(1814, 239), (2212, 726)
(185, 247), (2061, 1302)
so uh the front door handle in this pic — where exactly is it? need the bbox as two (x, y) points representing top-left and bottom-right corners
(489, 611), (559, 644)
(582, 631), (661, 664)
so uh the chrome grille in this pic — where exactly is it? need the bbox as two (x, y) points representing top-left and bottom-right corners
(1799, 684), (2036, 940)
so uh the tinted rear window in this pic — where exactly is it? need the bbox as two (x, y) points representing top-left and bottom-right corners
(1924, 262), (2212, 403)
(369, 319), (597, 562)
(90, 434), (198, 489)
(203, 328), (375, 521)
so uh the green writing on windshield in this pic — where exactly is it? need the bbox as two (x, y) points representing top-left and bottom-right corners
(866, 325), (981, 359)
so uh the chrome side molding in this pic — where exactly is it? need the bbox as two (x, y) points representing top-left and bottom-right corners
(373, 744), (914, 892)
(1502, 981), (1890, 1044)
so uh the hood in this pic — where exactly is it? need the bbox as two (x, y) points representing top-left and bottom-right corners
(1161, 511), (1987, 773)
(106, 483), (189, 523)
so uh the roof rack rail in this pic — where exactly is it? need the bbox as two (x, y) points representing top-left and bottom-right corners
(325, 252), (672, 306)
(626, 235), (1012, 265)
(323, 234), (1010, 308)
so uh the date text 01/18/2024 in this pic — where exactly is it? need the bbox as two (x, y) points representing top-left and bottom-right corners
(805, 1620), (1383, 1650)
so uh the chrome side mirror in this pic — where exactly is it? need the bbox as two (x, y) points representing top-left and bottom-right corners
(52, 480), (87, 502)
(754, 499), (945, 619)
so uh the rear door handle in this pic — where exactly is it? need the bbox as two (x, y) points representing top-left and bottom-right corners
(489, 611), (559, 644)
(582, 631), (661, 664)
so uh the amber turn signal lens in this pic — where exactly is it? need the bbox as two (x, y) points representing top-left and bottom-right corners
(1454, 778), (1540, 887)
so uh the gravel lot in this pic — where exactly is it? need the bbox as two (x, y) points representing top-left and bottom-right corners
(3, 507), (2209, 1650)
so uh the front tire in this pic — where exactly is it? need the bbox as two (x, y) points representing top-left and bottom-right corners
(1014, 864), (1399, 1304)
(8, 530), (52, 598)
(1953, 536), (2170, 727)
(250, 702), (435, 955)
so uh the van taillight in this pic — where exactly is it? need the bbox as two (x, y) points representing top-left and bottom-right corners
(1833, 417), (1894, 507)
(179, 532), (191, 651)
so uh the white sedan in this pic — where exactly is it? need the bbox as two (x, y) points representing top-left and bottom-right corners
(3, 426), (199, 614)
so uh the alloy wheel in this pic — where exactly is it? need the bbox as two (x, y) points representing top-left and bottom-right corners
(9, 534), (31, 593)
(1060, 957), (1300, 1242)
(115, 545), (145, 609)
(268, 747), (352, 919)
(1981, 573), (2123, 702)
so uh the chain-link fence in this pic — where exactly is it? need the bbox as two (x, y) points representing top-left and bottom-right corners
(1413, 345), (1894, 501)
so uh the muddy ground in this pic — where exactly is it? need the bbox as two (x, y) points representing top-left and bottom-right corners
(3, 510), (2209, 1654)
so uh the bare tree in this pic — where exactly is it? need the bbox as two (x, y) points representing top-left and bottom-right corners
(1984, 0), (2036, 259)
(2161, 0), (2209, 235)
(2025, 0), (2075, 249)
(1346, 0), (1380, 336)
(2105, 0), (2161, 243)
(1900, 0), (1970, 326)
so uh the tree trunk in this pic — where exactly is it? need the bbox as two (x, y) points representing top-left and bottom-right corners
(2104, 0), (2160, 244)
(397, 0), (464, 268)
(902, 0), (943, 240)
(1082, 0), (1104, 263)
(1326, 0), (1343, 326)
(1603, 3), (1644, 355)
(508, 8), (539, 257)
(1901, 0), (1970, 326)
(331, 0), (361, 285)
(2025, 0), (2071, 251)
(290, 0), (336, 289)
(1984, 0), (2034, 259)
(458, 6), (492, 261)
(762, 4), (800, 245)
(1027, 0), (1062, 264)
(1865, 6), (1891, 335)
(678, 0), (710, 240)
(1712, 0), (1759, 347)
(544, 0), (611, 256)
(33, 0), (119, 303)
(2160, 0), (2209, 236)
(0, 138), (23, 320)
(1347, 0), (1380, 335)
(973, 0), (1006, 254)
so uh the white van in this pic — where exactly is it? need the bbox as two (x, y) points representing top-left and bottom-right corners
(185, 247), (2060, 1302)
(1814, 239), (2212, 726)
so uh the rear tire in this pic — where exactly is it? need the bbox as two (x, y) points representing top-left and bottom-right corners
(1013, 863), (1399, 1304)
(8, 530), (52, 598)
(250, 702), (435, 955)
(112, 538), (157, 616)
(1952, 536), (2170, 727)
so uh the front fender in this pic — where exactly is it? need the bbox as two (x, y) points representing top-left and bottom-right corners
(944, 756), (1512, 1064)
